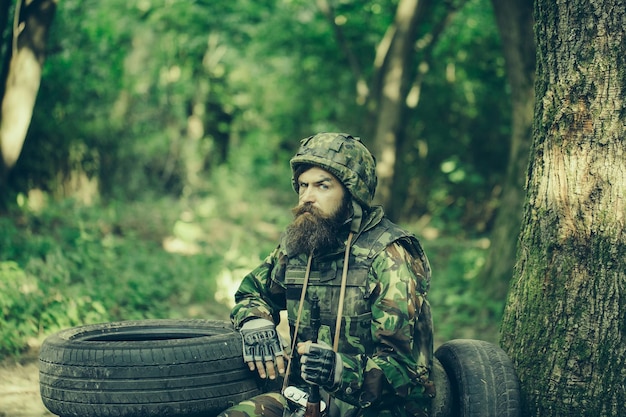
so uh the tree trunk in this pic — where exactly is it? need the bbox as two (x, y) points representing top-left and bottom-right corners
(367, 0), (422, 216)
(387, 1), (464, 221)
(500, 0), (626, 415)
(321, 0), (466, 220)
(365, 0), (469, 219)
(478, 0), (534, 300)
(0, 0), (56, 176)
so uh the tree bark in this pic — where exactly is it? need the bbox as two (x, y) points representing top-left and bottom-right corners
(0, 0), (57, 176)
(500, 0), (626, 415)
(478, 0), (534, 299)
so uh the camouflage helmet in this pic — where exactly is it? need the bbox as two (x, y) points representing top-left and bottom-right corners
(290, 133), (377, 207)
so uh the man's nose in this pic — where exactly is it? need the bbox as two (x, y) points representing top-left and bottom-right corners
(300, 187), (316, 203)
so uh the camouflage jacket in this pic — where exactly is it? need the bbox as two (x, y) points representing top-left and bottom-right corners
(231, 206), (434, 417)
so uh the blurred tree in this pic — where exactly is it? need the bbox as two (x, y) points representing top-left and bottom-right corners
(13, 0), (133, 199)
(4, 0), (513, 238)
(13, 0), (246, 199)
(501, 0), (626, 414)
(477, 0), (534, 299)
(0, 0), (56, 186)
(387, 0), (510, 227)
(367, 0), (468, 219)
(317, 0), (468, 218)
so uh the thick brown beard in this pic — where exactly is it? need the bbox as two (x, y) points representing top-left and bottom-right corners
(283, 199), (350, 256)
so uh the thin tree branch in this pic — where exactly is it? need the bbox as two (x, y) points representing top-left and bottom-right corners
(316, 0), (369, 102)
(12, 0), (22, 54)
(407, 1), (466, 108)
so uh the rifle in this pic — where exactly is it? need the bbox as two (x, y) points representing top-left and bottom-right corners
(283, 294), (327, 416)
(304, 294), (322, 417)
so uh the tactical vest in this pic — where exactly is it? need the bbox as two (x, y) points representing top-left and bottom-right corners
(283, 218), (425, 356)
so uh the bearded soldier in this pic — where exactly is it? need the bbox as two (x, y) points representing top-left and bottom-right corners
(218, 133), (434, 417)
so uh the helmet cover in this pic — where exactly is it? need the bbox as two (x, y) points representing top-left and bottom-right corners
(290, 133), (377, 207)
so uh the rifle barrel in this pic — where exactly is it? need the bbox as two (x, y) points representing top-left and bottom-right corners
(305, 294), (322, 417)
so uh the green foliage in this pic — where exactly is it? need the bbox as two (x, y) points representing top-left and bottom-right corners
(401, 0), (510, 231)
(425, 237), (504, 346)
(0, 197), (228, 359)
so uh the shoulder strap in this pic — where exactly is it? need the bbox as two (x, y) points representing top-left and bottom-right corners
(281, 253), (313, 393)
(333, 232), (354, 352)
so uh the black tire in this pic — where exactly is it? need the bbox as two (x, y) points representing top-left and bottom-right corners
(39, 319), (261, 417)
(431, 358), (453, 417)
(435, 339), (520, 417)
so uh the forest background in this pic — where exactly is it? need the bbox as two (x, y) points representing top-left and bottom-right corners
(0, 0), (517, 360)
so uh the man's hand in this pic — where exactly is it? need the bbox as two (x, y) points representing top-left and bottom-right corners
(297, 341), (343, 389)
(239, 318), (286, 380)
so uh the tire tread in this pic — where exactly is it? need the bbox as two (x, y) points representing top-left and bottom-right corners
(39, 319), (261, 417)
(435, 339), (520, 417)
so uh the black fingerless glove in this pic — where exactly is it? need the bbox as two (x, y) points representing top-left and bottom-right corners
(239, 318), (284, 363)
(299, 342), (343, 388)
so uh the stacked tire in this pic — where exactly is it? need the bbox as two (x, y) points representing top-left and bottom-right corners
(39, 319), (520, 417)
(434, 339), (521, 417)
(39, 319), (261, 417)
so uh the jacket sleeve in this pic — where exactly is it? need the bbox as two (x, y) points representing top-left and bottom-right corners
(329, 241), (435, 409)
(230, 246), (288, 329)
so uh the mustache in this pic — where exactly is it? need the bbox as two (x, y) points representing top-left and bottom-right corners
(291, 203), (322, 218)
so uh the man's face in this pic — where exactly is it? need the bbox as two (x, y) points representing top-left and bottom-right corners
(296, 166), (345, 218)
(283, 166), (350, 255)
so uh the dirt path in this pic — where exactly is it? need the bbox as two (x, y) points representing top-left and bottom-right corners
(0, 349), (53, 417)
